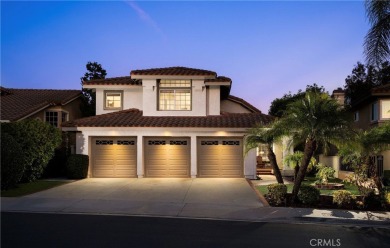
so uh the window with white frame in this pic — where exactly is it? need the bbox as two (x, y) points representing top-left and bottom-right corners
(354, 111), (359, 122)
(158, 80), (191, 111)
(104, 91), (123, 110)
(371, 102), (379, 122)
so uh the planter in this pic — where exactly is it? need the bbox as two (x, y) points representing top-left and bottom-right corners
(313, 183), (344, 190)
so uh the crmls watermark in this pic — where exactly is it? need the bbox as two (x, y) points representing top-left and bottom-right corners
(310, 239), (341, 247)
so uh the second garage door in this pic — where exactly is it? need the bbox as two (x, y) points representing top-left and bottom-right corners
(92, 137), (137, 178)
(144, 137), (190, 178)
(198, 137), (243, 178)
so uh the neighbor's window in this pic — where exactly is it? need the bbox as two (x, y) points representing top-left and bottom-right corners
(45, 111), (58, 127)
(381, 100), (390, 119)
(158, 80), (191, 111)
(371, 102), (379, 122)
(354, 111), (359, 122)
(105, 91), (123, 110)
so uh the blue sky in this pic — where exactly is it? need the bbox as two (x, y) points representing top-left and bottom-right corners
(1, 1), (369, 113)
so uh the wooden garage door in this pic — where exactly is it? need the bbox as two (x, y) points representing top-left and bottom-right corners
(198, 137), (243, 178)
(144, 137), (190, 178)
(92, 137), (137, 178)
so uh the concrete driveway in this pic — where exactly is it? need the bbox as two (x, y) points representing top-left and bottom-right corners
(1, 178), (264, 220)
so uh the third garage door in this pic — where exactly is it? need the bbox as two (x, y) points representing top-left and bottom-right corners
(144, 137), (190, 178)
(198, 137), (243, 178)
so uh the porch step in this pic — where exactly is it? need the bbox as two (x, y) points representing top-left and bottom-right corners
(257, 168), (273, 175)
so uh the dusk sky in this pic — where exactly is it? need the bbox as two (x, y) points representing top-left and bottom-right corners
(2, 1), (369, 113)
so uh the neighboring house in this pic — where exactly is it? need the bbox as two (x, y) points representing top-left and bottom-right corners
(321, 85), (390, 179)
(62, 66), (275, 179)
(0, 87), (83, 153)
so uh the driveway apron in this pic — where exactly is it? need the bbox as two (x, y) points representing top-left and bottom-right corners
(1, 178), (264, 220)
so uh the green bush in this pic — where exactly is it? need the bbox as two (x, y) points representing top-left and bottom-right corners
(1, 133), (25, 189)
(1, 120), (62, 182)
(298, 185), (320, 206)
(315, 164), (335, 184)
(384, 186), (390, 205)
(66, 154), (89, 179)
(363, 190), (381, 209)
(44, 147), (68, 178)
(266, 183), (287, 206)
(333, 190), (356, 208)
(383, 170), (390, 186)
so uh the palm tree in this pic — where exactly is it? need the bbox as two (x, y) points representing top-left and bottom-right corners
(275, 92), (354, 203)
(284, 151), (316, 182)
(245, 124), (284, 184)
(364, 0), (390, 66)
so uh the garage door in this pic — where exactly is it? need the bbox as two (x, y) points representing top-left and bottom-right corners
(198, 137), (243, 178)
(92, 137), (137, 178)
(144, 137), (190, 178)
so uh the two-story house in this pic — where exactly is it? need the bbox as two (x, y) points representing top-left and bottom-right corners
(62, 67), (275, 179)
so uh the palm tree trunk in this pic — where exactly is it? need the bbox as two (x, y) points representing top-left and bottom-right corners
(267, 145), (284, 184)
(294, 164), (300, 182)
(290, 138), (317, 204)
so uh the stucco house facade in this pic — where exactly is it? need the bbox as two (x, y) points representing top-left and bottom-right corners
(62, 67), (276, 179)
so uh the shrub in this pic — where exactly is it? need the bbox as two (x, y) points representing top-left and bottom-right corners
(384, 186), (390, 205)
(1, 120), (62, 182)
(333, 190), (356, 208)
(363, 190), (381, 210)
(298, 185), (320, 206)
(266, 183), (287, 206)
(1, 133), (25, 189)
(315, 163), (335, 184)
(66, 154), (89, 179)
(44, 147), (68, 178)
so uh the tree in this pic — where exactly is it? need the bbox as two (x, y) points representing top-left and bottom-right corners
(274, 92), (354, 204)
(245, 124), (284, 184)
(268, 84), (326, 117)
(284, 151), (316, 182)
(364, 0), (390, 66)
(80, 61), (107, 117)
(344, 61), (390, 106)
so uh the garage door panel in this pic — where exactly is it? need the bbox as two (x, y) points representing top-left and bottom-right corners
(92, 137), (137, 178)
(145, 137), (190, 178)
(198, 138), (243, 178)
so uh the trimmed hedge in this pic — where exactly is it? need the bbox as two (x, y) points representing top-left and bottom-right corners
(298, 185), (320, 206)
(66, 154), (89, 179)
(1, 133), (25, 189)
(267, 183), (287, 206)
(333, 190), (356, 208)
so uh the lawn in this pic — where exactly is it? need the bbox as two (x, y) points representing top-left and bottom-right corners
(1, 180), (70, 197)
(256, 176), (360, 196)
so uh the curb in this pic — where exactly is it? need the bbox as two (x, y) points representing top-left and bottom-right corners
(246, 179), (270, 207)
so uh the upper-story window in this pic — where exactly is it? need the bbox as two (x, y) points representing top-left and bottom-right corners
(104, 91), (123, 110)
(371, 102), (379, 122)
(158, 80), (191, 111)
(45, 111), (68, 127)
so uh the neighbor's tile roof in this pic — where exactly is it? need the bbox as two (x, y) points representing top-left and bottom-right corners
(63, 108), (273, 128)
(0, 88), (82, 121)
(227, 95), (262, 113)
(372, 83), (390, 94)
(131, 66), (217, 76)
(83, 76), (141, 86)
(205, 76), (232, 83)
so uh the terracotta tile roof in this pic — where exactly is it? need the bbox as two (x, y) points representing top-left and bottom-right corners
(372, 83), (390, 93)
(131, 66), (217, 76)
(227, 95), (262, 113)
(63, 108), (273, 128)
(0, 88), (82, 121)
(205, 76), (232, 83)
(83, 76), (141, 86)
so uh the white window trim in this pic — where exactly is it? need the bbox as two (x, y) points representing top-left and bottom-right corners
(158, 80), (192, 111)
(104, 90), (123, 110)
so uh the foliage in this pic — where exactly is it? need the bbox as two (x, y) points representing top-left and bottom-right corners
(245, 123), (284, 183)
(384, 186), (390, 204)
(297, 185), (320, 206)
(315, 163), (335, 184)
(284, 151), (317, 180)
(80, 61), (107, 117)
(274, 91), (354, 203)
(66, 154), (89, 179)
(333, 190), (356, 208)
(43, 147), (68, 178)
(1, 120), (62, 182)
(364, 0), (390, 66)
(1, 180), (69, 197)
(343, 61), (390, 106)
(1, 133), (26, 189)
(266, 183), (287, 206)
(268, 83), (326, 117)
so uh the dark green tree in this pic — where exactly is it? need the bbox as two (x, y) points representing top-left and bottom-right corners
(344, 61), (390, 106)
(80, 61), (107, 117)
(364, 0), (390, 66)
(268, 84), (326, 117)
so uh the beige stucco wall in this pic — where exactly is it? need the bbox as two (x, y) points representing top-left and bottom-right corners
(220, 99), (252, 113)
(382, 150), (390, 171)
(96, 86), (143, 115)
(319, 155), (341, 178)
(74, 127), (257, 179)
